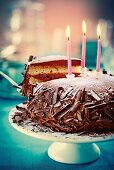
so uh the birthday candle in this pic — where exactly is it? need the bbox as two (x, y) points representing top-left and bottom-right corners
(96, 24), (101, 72)
(81, 20), (87, 69)
(66, 25), (72, 75)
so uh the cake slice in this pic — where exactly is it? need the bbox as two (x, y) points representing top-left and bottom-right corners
(22, 55), (81, 97)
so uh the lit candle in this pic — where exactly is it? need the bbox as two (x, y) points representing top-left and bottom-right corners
(66, 25), (72, 75)
(81, 20), (87, 69)
(96, 24), (101, 72)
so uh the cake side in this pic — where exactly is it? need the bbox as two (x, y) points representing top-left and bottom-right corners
(15, 75), (114, 134)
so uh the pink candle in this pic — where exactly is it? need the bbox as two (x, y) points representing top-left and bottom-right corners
(96, 25), (101, 72)
(81, 20), (87, 68)
(66, 25), (72, 75)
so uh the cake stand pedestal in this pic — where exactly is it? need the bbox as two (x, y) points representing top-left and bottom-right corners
(9, 106), (114, 164)
(48, 142), (100, 164)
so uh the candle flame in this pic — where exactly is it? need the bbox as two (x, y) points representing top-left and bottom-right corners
(82, 20), (86, 35)
(97, 24), (101, 39)
(66, 25), (70, 40)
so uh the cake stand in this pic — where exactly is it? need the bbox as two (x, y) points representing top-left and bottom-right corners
(9, 105), (114, 164)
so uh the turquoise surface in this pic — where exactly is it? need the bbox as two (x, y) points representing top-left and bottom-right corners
(0, 98), (114, 170)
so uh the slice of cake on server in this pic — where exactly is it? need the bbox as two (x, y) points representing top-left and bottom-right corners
(22, 55), (81, 97)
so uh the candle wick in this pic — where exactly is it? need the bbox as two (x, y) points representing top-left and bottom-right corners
(98, 35), (101, 39)
(83, 32), (86, 36)
(68, 37), (70, 40)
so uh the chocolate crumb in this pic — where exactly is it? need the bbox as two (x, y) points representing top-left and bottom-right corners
(28, 55), (34, 62)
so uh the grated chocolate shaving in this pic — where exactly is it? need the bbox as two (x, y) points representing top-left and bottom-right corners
(60, 87), (73, 99)
(52, 87), (58, 104)
(90, 90), (102, 101)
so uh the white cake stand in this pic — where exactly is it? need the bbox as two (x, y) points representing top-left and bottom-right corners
(9, 105), (114, 164)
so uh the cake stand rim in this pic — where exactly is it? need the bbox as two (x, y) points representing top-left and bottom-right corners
(9, 105), (114, 144)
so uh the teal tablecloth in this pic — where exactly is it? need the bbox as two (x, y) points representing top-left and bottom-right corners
(0, 98), (114, 170)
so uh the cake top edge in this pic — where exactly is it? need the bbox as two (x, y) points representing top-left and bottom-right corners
(28, 55), (81, 64)
(33, 72), (114, 95)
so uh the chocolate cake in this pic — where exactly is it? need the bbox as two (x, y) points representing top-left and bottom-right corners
(14, 73), (114, 134)
(22, 55), (81, 97)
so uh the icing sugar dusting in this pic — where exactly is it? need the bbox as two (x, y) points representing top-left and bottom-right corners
(34, 72), (114, 92)
(28, 55), (80, 64)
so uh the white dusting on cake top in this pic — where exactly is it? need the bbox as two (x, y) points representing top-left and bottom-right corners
(34, 72), (114, 94)
(28, 55), (80, 64)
